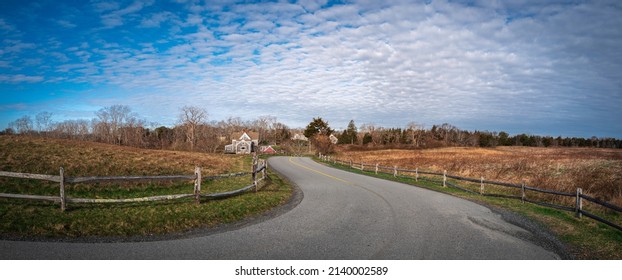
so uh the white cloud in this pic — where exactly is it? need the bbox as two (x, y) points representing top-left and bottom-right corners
(99, 0), (153, 28)
(139, 11), (176, 28)
(2, 40), (36, 53)
(92, 1), (120, 12)
(56, 19), (77, 28)
(298, 0), (328, 12)
(0, 74), (44, 83)
(0, 18), (15, 32)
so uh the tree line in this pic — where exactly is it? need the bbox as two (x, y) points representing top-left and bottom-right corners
(333, 121), (622, 149)
(4, 110), (621, 152)
(2, 105), (292, 153)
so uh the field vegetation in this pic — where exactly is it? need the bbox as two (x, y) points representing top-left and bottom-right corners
(0, 135), (292, 238)
(331, 146), (622, 259)
(337, 146), (622, 205)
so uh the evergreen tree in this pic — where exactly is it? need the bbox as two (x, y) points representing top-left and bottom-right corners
(304, 117), (335, 154)
(304, 117), (333, 138)
(346, 120), (358, 144)
(362, 133), (373, 145)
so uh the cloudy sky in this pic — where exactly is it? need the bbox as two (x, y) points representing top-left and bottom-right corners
(1, 0), (621, 137)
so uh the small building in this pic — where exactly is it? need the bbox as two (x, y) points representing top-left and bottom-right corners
(260, 145), (277, 154)
(329, 134), (338, 144)
(225, 131), (259, 154)
(291, 133), (308, 141)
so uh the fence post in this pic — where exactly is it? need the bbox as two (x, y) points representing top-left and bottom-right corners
(375, 163), (379, 174)
(393, 166), (398, 177)
(521, 182), (526, 203)
(252, 156), (258, 192)
(194, 166), (201, 204)
(361, 162), (364, 171)
(263, 159), (268, 180)
(415, 168), (418, 182)
(480, 176), (484, 195)
(59, 167), (66, 212)
(576, 188), (583, 218)
(350, 160), (353, 168)
(443, 170), (447, 187)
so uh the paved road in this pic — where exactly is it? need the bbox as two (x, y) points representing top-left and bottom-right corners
(0, 157), (560, 259)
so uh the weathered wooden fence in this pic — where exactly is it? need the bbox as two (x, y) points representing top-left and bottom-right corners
(0, 156), (268, 211)
(319, 154), (622, 232)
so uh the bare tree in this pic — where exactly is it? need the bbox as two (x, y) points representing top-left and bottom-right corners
(11, 115), (33, 134)
(179, 106), (208, 151)
(254, 115), (277, 144)
(406, 122), (425, 148)
(273, 121), (290, 145)
(35, 112), (53, 133)
(94, 105), (135, 144)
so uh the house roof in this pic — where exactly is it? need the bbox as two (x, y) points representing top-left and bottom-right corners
(231, 131), (259, 141)
(261, 145), (276, 153)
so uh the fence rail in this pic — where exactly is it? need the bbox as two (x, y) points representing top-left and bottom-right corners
(67, 175), (197, 184)
(0, 156), (268, 211)
(0, 171), (62, 183)
(319, 154), (622, 232)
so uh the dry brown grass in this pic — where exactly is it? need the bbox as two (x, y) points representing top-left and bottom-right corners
(337, 146), (622, 205)
(0, 135), (247, 177)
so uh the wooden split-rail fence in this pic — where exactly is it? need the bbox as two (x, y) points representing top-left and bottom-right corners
(319, 154), (622, 232)
(0, 156), (268, 211)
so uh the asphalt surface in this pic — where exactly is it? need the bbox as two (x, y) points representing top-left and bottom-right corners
(0, 156), (561, 259)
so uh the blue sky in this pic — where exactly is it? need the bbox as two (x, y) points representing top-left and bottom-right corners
(1, 0), (621, 137)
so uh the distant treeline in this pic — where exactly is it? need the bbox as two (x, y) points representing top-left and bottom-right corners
(2, 105), (292, 153)
(335, 122), (622, 149)
(3, 107), (621, 152)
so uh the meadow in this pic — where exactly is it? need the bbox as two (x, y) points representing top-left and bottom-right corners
(0, 135), (292, 238)
(337, 146), (622, 205)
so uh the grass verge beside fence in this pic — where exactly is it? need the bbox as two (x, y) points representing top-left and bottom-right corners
(0, 168), (292, 238)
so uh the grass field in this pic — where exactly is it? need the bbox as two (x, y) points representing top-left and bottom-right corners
(0, 135), (292, 238)
(337, 146), (622, 205)
(332, 146), (622, 259)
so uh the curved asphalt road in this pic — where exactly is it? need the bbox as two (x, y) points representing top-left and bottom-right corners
(0, 157), (559, 259)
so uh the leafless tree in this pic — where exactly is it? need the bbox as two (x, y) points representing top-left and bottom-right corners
(406, 122), (425, 148)
(51, 119), (90, 140)
(254, 115), (277, 144)
(11, 115), (33, 134)
(35, 112), (53, 133)
(273, 121), (290, 145)
(359, 123), (378, 145)
(94, 105), (135, 144)
(178, 106), (208, 151)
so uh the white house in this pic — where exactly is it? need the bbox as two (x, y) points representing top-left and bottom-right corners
(291, 133), (308, 141)
(225, 131), (259, 154)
